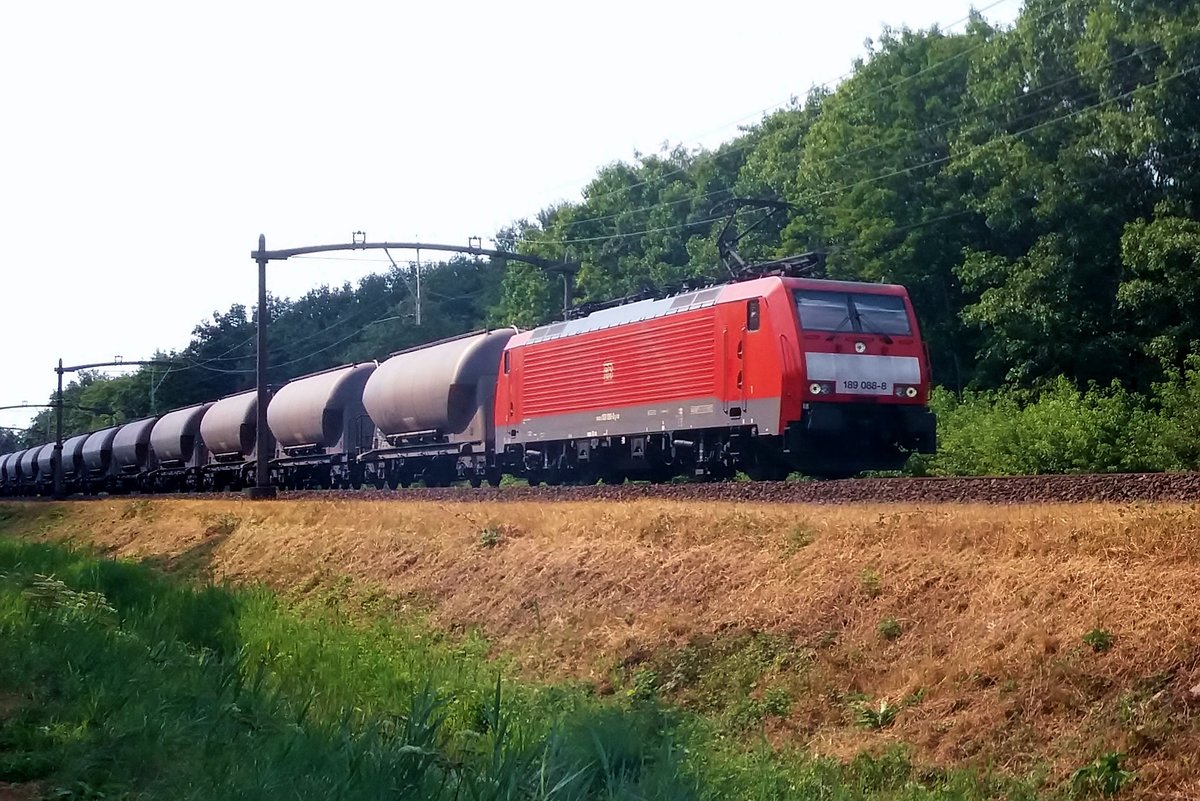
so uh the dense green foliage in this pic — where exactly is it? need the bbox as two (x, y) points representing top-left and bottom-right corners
(16, 0), (1200, 477)
(0, 534), (1045, 799)
(916, 357), (1200, 475)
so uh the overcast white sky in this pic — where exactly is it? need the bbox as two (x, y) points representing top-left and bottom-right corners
(0, 0), (1019, 431)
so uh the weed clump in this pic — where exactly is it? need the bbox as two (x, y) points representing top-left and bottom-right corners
(782, 523), (816, 555)
(1071, 752), (1133, 797)
(854, 698), (899, 730)
(478, 524), (504, 548)
(860, 569), (883, 598)
(877, 617), (903, 641)
(628, 667), (660, 703)
(1084, 628), (1115, 653)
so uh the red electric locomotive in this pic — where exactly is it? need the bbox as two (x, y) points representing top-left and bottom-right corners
(494, 274), (935, 482)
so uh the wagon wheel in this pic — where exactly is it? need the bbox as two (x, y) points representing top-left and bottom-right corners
(426, 459), (457, 488)
(599, 469), (627, 485)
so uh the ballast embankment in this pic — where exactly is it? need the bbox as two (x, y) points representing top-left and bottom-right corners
(4, 497), (1200, 798)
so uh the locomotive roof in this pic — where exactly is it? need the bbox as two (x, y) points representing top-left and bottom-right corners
(528, 286), (725, 345)
(526, 276), (908, 345)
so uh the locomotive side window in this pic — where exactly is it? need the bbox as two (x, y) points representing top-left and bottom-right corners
(503, 350), (510, 374)
(746, 299), (761, 331)
(794, 290), (912, 336)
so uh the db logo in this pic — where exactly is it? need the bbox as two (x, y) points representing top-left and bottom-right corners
(602, 361), (615, 381)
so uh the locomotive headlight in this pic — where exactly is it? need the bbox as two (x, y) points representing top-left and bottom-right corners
(905, 386), (918, 398)
(809, 381), (835, 396)
(809, 382), (823, 395)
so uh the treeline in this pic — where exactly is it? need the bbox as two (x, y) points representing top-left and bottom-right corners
(21, 0), (1200, 475)
(919, 361), (1200, 475)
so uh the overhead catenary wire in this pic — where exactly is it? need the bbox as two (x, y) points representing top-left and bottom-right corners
(548, 0), (1059, 228)
(170, 264), (428, 367)
(110, 253), (491, 384)
(544, 39), (1170, 236)
(533, 0), (1022, 206)
(523, 56), (1199, 250)
(872, 146), (1200, 246)
(175, 313), (403, 376)
(802, 58), (1200, 206)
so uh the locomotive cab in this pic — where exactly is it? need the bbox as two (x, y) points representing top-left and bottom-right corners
(780, 278), (936, 474)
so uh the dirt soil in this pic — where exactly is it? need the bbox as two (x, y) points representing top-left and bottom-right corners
(4, 498), (1200, 798)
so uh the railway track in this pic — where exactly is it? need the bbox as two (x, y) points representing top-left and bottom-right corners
(281, 471), (1200, 504)
(8, 472), (1200, 505)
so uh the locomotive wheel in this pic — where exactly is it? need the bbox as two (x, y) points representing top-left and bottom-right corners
(469, 475), (482, 489)
(647, 466), (673, 484)
(486, 470), (502, 488)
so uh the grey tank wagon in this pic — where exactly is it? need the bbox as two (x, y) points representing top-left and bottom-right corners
(359, 328), (515, 488)
(266, 362), (377, 490)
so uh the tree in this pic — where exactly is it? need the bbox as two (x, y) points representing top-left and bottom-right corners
(953, 0), (1200, 388)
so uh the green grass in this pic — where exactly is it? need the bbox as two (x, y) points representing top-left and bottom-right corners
(0, 536), (1052, 800)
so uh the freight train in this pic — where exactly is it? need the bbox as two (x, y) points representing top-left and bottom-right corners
(0, 273), (936, 496)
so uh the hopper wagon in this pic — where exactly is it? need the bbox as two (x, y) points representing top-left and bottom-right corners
(199, 389), (272, 491)
(359, 328), (515, 488)
(266, 362), (376, 489)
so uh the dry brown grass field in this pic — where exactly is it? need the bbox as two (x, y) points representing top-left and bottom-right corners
(4, 497), (1200, 798)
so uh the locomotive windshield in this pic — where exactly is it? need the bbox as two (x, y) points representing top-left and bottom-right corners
(794, 290), (912, 336)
